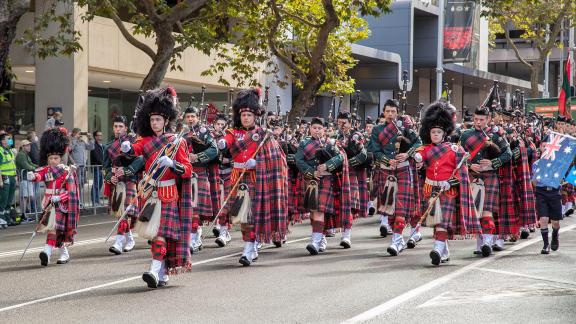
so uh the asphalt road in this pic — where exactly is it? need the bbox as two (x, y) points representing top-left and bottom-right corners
(0, 213), (575, 324)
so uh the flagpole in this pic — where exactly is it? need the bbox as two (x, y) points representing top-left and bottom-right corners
(544, 24), (550, 99)
(436, 0), (445, 100)
(569, 24), (574, 89)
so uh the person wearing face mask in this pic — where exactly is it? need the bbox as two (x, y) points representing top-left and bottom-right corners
(0, 134), (18, 226)
(415, 100), (481, 266)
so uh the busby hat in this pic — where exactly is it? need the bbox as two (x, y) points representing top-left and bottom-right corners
(474, 106), (490, 116)
(132, 87), (180, 137)
(419, 100), (455, 144)
(232, 88), (263, 128)
(557, 115), (569, 123)
(40, 127), (69, 166)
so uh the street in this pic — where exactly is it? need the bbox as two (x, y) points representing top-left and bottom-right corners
(1, 214), (575, 324)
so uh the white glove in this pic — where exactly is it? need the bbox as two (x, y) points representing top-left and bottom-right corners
(244, 158), (256, 169)
(414, 152), (422, 163)
(439, 181), (451, 192)
(27, 171), (35, 181)
(217, 139), (227, 150)
(158, 156), (175, 169)
(51, 195), (61, 203)
(126, 204), (135, 214)
(120, 141), (131, 153)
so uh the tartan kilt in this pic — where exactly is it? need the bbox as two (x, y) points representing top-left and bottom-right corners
(155, 199), (183, 242)
(374, 165), (415, 221)
(206, 165), (222, 218)
(471, 170), (499, 214)
(423, 184), (458, 235)
(350, 167), (369, 218)
(292, 174), (310, 223)
(219, 170), (232, 225)
(348, 169), (361, 213)
(561, 183), (575, 204)
(496, 165), (520, 236)
(316, 175), (338, 215)
(193, 167), (214, 223)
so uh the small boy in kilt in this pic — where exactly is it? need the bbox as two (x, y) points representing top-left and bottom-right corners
(26, 127), (80, 266)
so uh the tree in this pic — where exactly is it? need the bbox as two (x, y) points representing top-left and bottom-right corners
(204, 0), (392, 120)
(0, 0), (31, 97)
(21, 0), (238, 91)
(483, 0), (576, 98)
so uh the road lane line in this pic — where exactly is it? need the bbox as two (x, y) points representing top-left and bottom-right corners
(0, 237), (309, 313)
(472, 267), (576, 287)
(341, 223), (576, 324)
(2, 221), (116, 237)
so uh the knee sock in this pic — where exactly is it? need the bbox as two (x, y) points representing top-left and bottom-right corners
(311, 220), (325, 233)
(541, 228), (549, 247)
(393, 217), (406, 235)
(481, 216), (495, 235)
(151, 240), (166, 261)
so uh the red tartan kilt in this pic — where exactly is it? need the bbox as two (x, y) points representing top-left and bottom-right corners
(472, 171), (499, 214)
(496, 166), (519, 235)
(218, 170), (232, 225)
(157, 200), (182, 241)
(374, 166), (415, 220)
(350, 168), (369, 218)
(206, 165), (222, 218)
(193, 167), (214, 222)
(316, 175), (337, 215)
(348, 170), (361, 212)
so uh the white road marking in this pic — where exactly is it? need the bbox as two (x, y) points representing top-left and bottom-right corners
(0, 237), (309, 313)
(341, 223), (576, 324)
(2, 221), (116, 237)
(0, 237), (110, 259)
(417, 283), (576, 308)
(472, 267), (576, 287)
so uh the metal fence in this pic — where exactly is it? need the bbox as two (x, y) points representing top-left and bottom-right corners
(16, 165), (107, 222)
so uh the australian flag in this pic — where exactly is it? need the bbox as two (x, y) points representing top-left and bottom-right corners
(532, 132), (576, 188)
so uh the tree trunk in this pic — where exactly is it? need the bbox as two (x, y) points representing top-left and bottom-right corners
(0, 0), (30, 92)
(139, 26), (175, 91)
(529, 60), (543, 98)
(289, 86), (317, 121)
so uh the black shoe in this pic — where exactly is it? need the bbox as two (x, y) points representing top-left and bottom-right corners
(473, 250), (482, 255)
(481, 244), (492, 257)
(142, 272), (159, 288)
(239, 256), (251, 266)
(564, 208), (574, 217)
(273, 240), (282, 248)
(212, 227), (220, 238)
(520, 230), (529, 239)
(541, 245), (550, 254)
(387, 246), (399, 257)
(325, 232), (335, 238)
(39, 252), (49, 267)
(406, 238), (416, 249)
(430, 250), (441, 266)
(551, 233), (559, 251)
(158, 280), (168, 288)
(492, 244), (504, 252)
(306, 244), (319, 255)
(340, 240), (351, 249)
(379, 225), (389, 238)
(368, 207), (376, 216)
(529, 227), (535, 233)
(109, 246), (122, 255)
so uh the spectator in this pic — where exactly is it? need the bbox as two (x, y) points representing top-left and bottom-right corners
(0, 134), (18, 225)
(69, 128), (94, 205)
(89, 130), (104, 205)
(15, 140), (37, 221)
(27, 129), (40, 165)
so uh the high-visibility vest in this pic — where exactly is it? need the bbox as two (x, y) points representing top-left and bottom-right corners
(0, 147), (17, 176)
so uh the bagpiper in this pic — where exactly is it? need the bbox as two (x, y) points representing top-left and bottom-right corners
(26, 127), (80, 266)
(217, 88), (289, 266)
(182, 106), (224, 252)
(415, 100), (481, 265)
(211, 113), (232, 240)
(295, 117), (352, 254)
(367, 99), (422, 256)
(459, 106), (511, 257)
(121, 87), (193, 288)
(103, 115), (143, 255)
